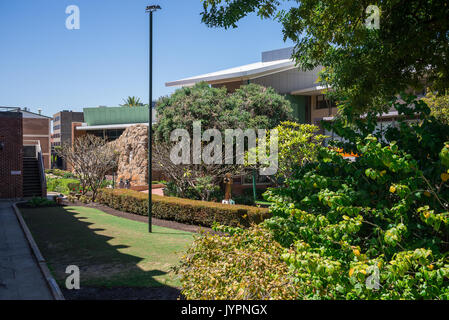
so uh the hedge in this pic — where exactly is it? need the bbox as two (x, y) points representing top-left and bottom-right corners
(96, 189), (270, 228)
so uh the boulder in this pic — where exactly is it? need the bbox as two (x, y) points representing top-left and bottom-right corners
(110, 125), (148, 187)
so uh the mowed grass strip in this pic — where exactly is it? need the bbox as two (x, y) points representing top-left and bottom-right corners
(21, 206), (194, 288)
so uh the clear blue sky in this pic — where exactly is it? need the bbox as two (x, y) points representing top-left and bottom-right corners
(0, 0), (294, 117)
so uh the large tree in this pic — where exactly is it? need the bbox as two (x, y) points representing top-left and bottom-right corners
(57, 135), (117, 201)
(153, 82), (293, 199)
(154, 82), (293, 141)
(201, 0), (449, 114)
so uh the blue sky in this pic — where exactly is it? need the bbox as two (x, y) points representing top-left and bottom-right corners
(0, 0), (294, 117)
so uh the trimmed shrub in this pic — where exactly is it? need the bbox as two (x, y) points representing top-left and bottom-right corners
(96, 188), (270, 228)
(175, 224), (301, 300)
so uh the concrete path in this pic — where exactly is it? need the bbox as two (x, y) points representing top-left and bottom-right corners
(0, 201), (53, 300)
(141, 188), (164, 196)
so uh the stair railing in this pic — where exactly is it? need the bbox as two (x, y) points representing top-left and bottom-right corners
(36, 141), (47, 197)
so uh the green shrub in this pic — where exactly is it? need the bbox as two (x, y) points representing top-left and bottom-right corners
(175, 224), (301, 300)
(96, 189), (270, 228)
(178, 96), (449, 300)
(67, 195), (77, 203)
(79, 195), (92, 204)
(234, 188), (267, 206)
(263, 97), (449, 299)
(28, 197), (56, 208)
(46, 178), (80, 195)
(152, 180), (167, 185)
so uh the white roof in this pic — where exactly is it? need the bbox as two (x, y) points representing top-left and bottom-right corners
(76, 123), (151, 131)
(166, 59), (296, 87)
(291, 85), (328, 95)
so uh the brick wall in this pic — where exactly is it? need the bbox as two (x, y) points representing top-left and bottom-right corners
(0, 112), (23, 199)
(23, 118), (51, 169)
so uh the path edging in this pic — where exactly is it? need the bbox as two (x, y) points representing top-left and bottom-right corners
(12, 202), (65, 300)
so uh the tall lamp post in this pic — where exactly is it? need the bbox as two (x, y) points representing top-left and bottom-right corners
(146, 4), (161, 233)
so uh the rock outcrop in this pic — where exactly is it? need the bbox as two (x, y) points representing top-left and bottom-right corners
(110, 125), (148, 186)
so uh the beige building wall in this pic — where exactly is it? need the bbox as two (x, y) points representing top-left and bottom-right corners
(310, 94), (338, 131)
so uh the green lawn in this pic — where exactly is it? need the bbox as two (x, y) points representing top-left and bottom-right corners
(21, 206), (194, 288)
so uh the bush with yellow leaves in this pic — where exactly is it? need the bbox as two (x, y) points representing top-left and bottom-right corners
(175, 224), (302, 300)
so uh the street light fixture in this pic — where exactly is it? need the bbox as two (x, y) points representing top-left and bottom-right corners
(146, 4), (161, 233)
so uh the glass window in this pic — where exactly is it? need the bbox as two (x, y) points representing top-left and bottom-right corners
(316, 95), (336, 110)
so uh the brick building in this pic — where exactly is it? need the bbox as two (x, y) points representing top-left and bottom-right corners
(0, 112), (23, 199)
(21, 109), (52, 169)
(0, 107), (50, 198)
(52, 110), (84, 169)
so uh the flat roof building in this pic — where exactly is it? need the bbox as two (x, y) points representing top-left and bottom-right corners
(73, 104), (156, 142)
(52, 110), (84, 148)
(0, 106), (50, 198)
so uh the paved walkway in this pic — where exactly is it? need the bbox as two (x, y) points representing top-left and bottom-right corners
(0, 201), (53, 300)
(141, 188), (164, 196)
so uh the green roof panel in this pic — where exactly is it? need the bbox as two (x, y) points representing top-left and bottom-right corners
(84, 106), (149, 126)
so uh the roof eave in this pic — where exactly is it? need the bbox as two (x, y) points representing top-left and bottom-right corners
(165, 61), (296, 88)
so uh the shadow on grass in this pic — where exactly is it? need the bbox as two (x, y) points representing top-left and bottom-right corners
(20, 205), (184, 300)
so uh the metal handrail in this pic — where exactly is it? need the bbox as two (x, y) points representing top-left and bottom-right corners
(37, 149), (46, 196)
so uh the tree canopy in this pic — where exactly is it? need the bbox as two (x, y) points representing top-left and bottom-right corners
(153, 82), (292, 199)
(154, 82), (293, 141)
(201, 0), (449, 114)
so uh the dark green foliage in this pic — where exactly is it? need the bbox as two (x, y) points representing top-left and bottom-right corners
(27, 197), (56, 208)
(201, 0), (449, 113)
(154, 82), (293, 142)
(263, 98), (449, 299)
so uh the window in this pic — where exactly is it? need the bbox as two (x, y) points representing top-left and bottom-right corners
(316, 95), (336, 110)
(104, 129), (125, 141)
